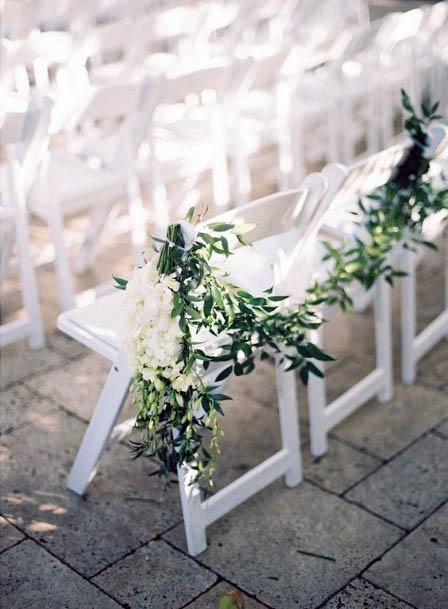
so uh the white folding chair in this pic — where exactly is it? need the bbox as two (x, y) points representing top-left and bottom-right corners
(29, 78), (160, 311)
(57, 162), (346, 555)
(136, 58), (252, 222)
(401, 124), (448, 384)
(0, 99), (53, 349)
(0, 29), (73, 98)
(305, 143), (409, 457)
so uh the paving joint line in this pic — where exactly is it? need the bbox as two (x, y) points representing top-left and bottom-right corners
(162, 537), (278, 609)
(0, 514), (129, 609)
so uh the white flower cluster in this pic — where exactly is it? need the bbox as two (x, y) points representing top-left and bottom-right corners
(123, 257), (194, 393)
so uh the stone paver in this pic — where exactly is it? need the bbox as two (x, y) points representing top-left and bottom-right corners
(164, 481), (402, 609)
(93, 540), (217, 609)
(25, 353), (114, 421)
(0, 341), (64, 390)
(436, 418), (448, 439)
(1, 409), (181, 577)
(0, 384), (58, 434)
(417, 342), (448, 393)
(0, 516), (25, 553)
(346, 433), (448, 529)
(333, 385), (448, 460)
(1, 540), (121, 608)
(321, 578), (414, 609)
(47, 330), (89, 358)
(365, 503), (448, 609)
(214, 390), (308, 491)
(303, 438), (381, 495)
(185, 581), (269, 608)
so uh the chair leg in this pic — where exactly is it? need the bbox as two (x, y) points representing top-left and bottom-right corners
(67, 352), (132, 496)
(177, 464), (207, 556)
(275, 356), (302, 486)
(46, 198), (76, 311)
(74, 204), (120, 274)
(210, 108), (230, 209)
(232, 143), (251, 207)
(307, 326), (329, 457)
(127, 174), (147, 267)
(10, 161), (45, 349)
(375, 277), (394, 401)
(401, 245), (417, 384)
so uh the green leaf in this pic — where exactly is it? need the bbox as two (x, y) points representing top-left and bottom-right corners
(204, 295), (213, 317)
(208, 222), (235, 232)
(303, 343), (335, 361)
(113, 275), (128, 290)
(215, 366), (232, 382)
(211, 394), (233, 401)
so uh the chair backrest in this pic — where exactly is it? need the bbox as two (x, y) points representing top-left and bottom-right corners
(1, 99), (52, 289)
(161, 59), (240, 104)
(203, 163), (348, 297)
(63, 77), (162, 171)
(325, 124), (448, 225)
(0, 29), (73, 96)
(1, 97), (53, 198)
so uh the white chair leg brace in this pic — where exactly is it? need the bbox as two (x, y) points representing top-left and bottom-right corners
(401, 231), (448, 385)
(308, 277), (393, 457)
(67, 353), (302, 555)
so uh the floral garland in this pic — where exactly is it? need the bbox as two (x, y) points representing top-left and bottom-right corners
(115, 216), (332, 490)
(308, 90), (447, 308)
(116, 90), (446, 491)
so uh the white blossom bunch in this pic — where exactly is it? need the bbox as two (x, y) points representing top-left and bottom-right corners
(122, 256), (195, 393)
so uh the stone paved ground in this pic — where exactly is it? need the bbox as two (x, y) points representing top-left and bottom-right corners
(1, 222), (447, 609)
(1, 183), (448, 608)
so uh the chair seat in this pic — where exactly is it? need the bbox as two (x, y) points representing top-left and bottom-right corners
(58, 291), (125, 361)
(29, 151), (128, 218)
(58, 226), (323, 363)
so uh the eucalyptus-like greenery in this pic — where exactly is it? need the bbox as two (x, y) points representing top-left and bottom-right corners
(116, 214), (332, 490)
(308, 90), (447, 309)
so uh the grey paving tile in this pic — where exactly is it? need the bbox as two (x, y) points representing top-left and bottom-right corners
(365, 503), (448, 609)
(324, 356), (376, 405)
(185, 582), (269, 609)
(436, 418), (448, 439)
(333, 385), (448, 460)
(0, 341), (64, 390)
(47, 331), (89, 358)
(321, 578), (413, 609)
(1, 409), (181, 577)
(303, 438), (381, 495)
(417, 342), (448, 392)
(0, 516), (25, 553)
(0, 384), (59, 434)
(0, 540), (121, 609)
(93, 540), (216, 609)
(164, 481), (402, 609)
(346, 433), (448, 530)
(323, 309), (376, 359)
(25, 353), (112, 420)
(213, 389), (308, 492)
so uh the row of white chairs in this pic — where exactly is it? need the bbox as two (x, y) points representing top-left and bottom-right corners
(2, 4), (446, 314)
(55, 124), (448, 556)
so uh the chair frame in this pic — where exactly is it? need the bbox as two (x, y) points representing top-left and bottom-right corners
(0, 100), (53, 350)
